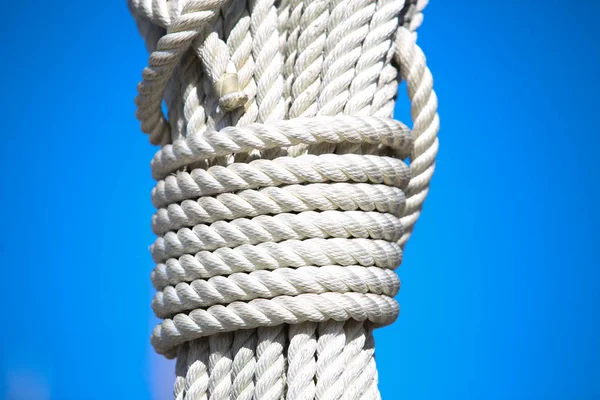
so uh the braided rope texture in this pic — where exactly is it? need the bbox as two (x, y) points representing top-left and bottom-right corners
(129, 0), (438, 398)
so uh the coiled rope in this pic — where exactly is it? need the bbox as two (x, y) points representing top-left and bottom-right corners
(129, 0), (438, 398)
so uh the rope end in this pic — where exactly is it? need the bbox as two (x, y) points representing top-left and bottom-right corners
(215, 72), (248, 111)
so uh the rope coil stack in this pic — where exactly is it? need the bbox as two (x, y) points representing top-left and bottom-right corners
(129, 0), (438, 398)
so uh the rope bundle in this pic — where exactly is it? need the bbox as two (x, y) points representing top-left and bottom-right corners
(129, 0), (438, 398)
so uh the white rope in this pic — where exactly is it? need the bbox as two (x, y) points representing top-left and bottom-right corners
(231, 329), (256, 400)
(286, 321), (317, 400)
(174, 342), (189, 400)
(151, 238), (403, 290)
(152, 183), (407, 234)
(255, 325), (286, 400)
(151, 153), (411, 209)
(394, 24), (439, 246)
(129, 0), (439, 397)
(153, 265), (400, 317)
(339, 319), (369, 400)
(184, 338), (211, 399)
(149, 116), (412, 180)
(150, 210), (403, 259)
(315, 320), (346, 399)
(153, 292), (399, 357)
(208, 332), (233, 399)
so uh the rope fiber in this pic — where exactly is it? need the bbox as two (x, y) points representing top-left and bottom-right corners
(129, 0), (438, 397)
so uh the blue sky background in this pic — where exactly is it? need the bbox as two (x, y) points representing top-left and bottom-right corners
(1, 1), (599, 399)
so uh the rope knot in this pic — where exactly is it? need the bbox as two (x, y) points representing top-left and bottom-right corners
(215, 68), (248, 112)
(200, 32), (249, 113)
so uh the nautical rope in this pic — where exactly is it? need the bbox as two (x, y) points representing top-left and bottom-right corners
(129, 0), (439, 397)
(151, 183), (407, 234)
(151, 153), (411, 209)
(150, 209), (403, 256)
(153, 265), (400, 317)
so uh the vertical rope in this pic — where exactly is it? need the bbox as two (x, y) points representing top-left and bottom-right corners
(287, 0), (328, 119)
(226, 0), (259, 127)
(208, 333), (234, 399)
(174, 343), (189, 400)
(338, 320), (368, 400)
(185, 338), (211, 399)
(394, 25), (439, 246)
(255, 326), (286, 400)
(231, 329), (257, 400)
(286, 322), (317, 400)
(250, 0), (286, 123)
(315, 321), (345, 399)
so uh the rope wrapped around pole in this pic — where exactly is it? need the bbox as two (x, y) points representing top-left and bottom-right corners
(129, 0), (439, 397)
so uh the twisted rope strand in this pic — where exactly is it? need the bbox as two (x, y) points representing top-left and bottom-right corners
(151, 115), (412, 180)
(315, 320), (345, 400)
(250, 0), (286, 123)
(151, 153), (411, 209)
(153, 266), (400, 317)
(345, 0), (404, 117)
(231, 329), (257, 400)
(151, 237), (403, 290)
(338, 320), (367, 400)
(152, 183), (406, 235)
(394, 26), (439, 246)
(255, 326), (286, 400)
(135, 0), (224, 144)
(150, 210), (402, 260)
(208, 333), (233, 400)
(184, 338), (211, 399)
(174, 342), (189, 400)
(287, 0), (328, 119)
(152, 292), (399, 357)
(286, 322), (317, 400)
